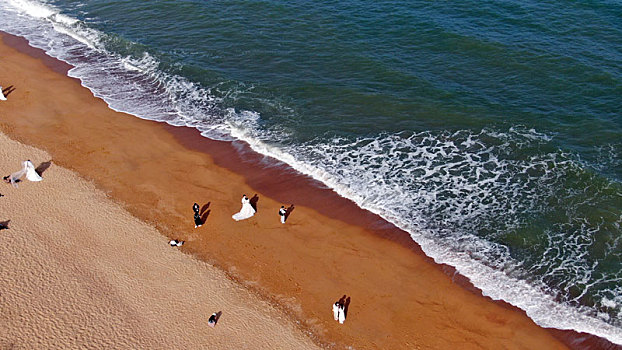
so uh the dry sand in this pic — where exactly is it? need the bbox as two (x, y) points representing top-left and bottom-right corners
(0, 133), (319, 349)
(0, 32), (601, 349)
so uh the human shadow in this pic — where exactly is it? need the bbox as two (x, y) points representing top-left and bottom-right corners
(208, 311), (222, 327)
(200, 209), (211, 225)
(35, 160), (52, 176)
(0, 220), (10, 230)
(249, 194), (259, 212)
(285, 204), (295, 221)
(2, 85), (15, 97)
(344, 296), (351, 318)
(200, 202), (211, 215)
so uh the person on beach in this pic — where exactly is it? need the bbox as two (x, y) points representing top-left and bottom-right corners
(333, 295), (348, 324)
(338, 303), (346, 324)
(4, 160), (42, 188)
(332, 301), (340, 321)
(208, 312), (218, 328)
(0, 85), (15, 101)
(279, 206), (287, 224)
(232, 194), (255, 221)
(193, 202), (203, 228)
(169, 239), (184, 247)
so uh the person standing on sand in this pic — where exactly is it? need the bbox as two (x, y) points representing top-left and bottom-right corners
(208, 312), (220, 328)
(338, 303), (346, 324)
(332, 301), (340, 321)
(193, 202), (203, 228)
(279, 206), (287, 224)
(0, 85), (15, 100)
(232, 194), (255, 221)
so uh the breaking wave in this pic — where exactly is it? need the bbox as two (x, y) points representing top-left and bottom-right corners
(1, 0), (620, 344)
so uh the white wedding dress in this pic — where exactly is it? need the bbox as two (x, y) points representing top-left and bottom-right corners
(338, 306), (346, 324)
(8, 160), (42, 187)
(232, 196), (255, 221)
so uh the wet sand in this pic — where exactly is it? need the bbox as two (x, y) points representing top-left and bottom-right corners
(0, 32), (610, 349)
(0, 133), (319, 349)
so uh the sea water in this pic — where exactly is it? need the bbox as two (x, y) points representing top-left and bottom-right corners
(1, 0), (620, 344)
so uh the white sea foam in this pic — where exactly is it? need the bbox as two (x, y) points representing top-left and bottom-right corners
(1, 0), (621, 344)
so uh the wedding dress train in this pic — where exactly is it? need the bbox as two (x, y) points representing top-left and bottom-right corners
(232, 195), (255, 221)
(7, 160), (42, 187)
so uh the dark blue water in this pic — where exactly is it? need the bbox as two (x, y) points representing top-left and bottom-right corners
(1, 0), (620, 343)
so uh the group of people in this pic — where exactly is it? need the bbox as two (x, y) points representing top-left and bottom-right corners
(6, 157), (351, 328)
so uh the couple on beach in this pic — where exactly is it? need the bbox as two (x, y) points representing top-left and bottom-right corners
(332, 295), (350, 324)
(232, 194), (293, 224)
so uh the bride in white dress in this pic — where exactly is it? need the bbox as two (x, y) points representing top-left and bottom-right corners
(232, 194), (255, 221)
(4, 160), (42, 187)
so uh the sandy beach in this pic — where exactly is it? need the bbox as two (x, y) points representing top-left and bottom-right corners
(0, 32), (612, 349)
(0, 133), (319, 349)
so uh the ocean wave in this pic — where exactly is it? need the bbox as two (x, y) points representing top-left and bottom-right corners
(1, 0), (621, 344)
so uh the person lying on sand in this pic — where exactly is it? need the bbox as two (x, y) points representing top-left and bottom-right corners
(169, 239), (184, 247)
(4, 160), (42, 188)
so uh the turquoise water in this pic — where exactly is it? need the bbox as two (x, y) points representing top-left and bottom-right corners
(1, 0), (620, 343)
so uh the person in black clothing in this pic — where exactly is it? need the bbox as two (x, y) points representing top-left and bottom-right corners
(193, 202), (203, 228)
(208, 312), (220, 328)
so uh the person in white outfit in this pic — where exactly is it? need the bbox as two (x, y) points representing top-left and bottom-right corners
(232, 194), (256, 221)
(3, 160), (42, 188)
(0, 85), (15, 101)
(279, 206), (287, 224)
(332, 301), (340, 321)
(338, 304), (346, 324)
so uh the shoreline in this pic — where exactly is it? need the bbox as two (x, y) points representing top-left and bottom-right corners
(0, 132), (319, 349)
(163, 118), (620, 350)
(1, 31), (617, 349)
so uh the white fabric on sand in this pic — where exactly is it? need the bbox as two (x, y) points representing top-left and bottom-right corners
(9, 160), (42, 187)
(232, 196), (255, 221)
(338, 306), (346, 324)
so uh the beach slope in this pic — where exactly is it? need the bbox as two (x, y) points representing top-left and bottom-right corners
(0, 32), (576, 349)
(0, 132), (319, 349)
